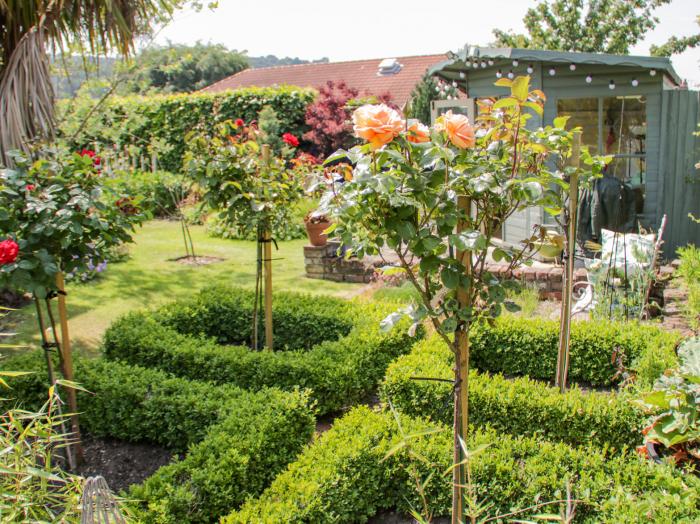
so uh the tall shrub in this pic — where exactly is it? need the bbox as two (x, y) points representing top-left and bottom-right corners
(59, 86), (316, 172)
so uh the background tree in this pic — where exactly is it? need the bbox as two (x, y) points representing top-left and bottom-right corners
(303, 81), (360, 158)
(493, 0), (671, 54)
(651, 15), (700, 57)
(123, 42), (248, 93)
(0, 0), (205, 164)
(405, 74), (459, 125)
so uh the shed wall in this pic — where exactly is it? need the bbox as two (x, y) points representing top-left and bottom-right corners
(658, 90), (700, 258)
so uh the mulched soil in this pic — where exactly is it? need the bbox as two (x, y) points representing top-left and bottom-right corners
(77, 436), (176, 493)
(170, 255), (225, 266)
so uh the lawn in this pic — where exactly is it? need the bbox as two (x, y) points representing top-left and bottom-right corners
(4, 220), (363, 356)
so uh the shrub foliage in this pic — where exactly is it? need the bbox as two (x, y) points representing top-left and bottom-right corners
(227, 406), (700, 523)
(103, 286), (419, 414)
(381, 336), (645, 450)
(59, 87), (316, 172)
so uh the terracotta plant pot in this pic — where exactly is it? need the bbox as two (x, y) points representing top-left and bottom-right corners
(306, 220), (331, 247)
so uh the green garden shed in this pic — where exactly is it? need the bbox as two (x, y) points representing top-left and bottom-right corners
(429, 46), (700, 258)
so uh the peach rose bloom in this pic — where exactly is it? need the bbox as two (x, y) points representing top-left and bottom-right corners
(352, 104), (405, 149)
(436, 110), (476, 149)
(406, 121), (430, 143)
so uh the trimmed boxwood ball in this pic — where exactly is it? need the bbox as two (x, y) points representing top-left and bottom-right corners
(469, 316), (680, 387)
(381, 336), (646, 450)
(226, 406), (700, 524)
(103, 286), (421, 414)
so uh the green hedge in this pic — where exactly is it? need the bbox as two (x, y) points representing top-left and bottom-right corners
(129, 386), (314, 524)
(381, 336), (645, 450)
(103, 170), (188, 218)
(2, 352), (315, 523)
(103, 286), (419, 414)
(60, 87), (316, 172)
(469, 316), (679, 387)
(3, 353), (238, 450)
(227, 406), (700, 524)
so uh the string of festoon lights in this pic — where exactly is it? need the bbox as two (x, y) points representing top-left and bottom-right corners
(459, 57), (657, 90)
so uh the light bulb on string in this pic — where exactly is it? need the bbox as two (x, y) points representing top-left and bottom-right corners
(507, 70), (514, 79)
(650, 69), (657, 76)
(487, 59), (494, 66)
(631, 78), (639, 87)
(569, 64), (576, 71)
(496, 69), (502, 78)
(459, 71), (466, 79)
(481, 61), (487, 68)
(512, 59), (519, 67)
(526, 64), (534, 74)
(609, 79), (615, 90)
(585, 74), (593, 83)
(548, 67), (556, 76)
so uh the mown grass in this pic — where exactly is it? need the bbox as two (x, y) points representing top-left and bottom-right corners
(3, 220), (363, 357)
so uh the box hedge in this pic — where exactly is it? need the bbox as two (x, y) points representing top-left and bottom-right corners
(2, 352), (315, 523)
(469, 316), (679, 387)
(60, 87), (316, 172)
(103, 286), (420, 414)
(128, 385), (314, 524)
(227, 406), (700, 524)
(381, 336), (645, 450)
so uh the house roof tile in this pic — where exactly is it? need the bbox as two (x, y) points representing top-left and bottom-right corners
(201, 54), (447, 107)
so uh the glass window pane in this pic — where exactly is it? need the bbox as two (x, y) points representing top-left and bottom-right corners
(602, 96), (646, 157)
(605, 156), (646, 187)
(557, 98), (599, 153)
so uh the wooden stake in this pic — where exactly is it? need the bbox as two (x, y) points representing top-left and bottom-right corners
(556, 132), (581, 393)
(453, 195), (472, 523)
(55, 272), (83, 463)
(261, 145), (273, 350)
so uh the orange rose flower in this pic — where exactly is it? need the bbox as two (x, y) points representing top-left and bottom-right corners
(406, 121), (430, 143)
(352, 104), (405, 149)
(436, 110), (476, 149)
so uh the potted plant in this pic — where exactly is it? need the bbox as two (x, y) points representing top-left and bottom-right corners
(635, 337), (699, 469)
(304, 211), (332, 247)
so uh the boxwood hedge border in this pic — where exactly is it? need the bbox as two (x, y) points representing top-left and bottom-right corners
(226, 406), (700, 524)
(102, 286), (421, 415)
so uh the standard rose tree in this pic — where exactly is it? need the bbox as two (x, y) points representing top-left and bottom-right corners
(323, 76), (606, 522)
(185, 119), (305, 349)
(0, 148), (146, 465)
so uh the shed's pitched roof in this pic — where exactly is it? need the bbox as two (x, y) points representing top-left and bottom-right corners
(429, 46), (682, 86)
(201, 54), (447, 106)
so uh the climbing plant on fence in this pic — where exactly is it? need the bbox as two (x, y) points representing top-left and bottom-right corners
(58, 86), (316, 172)
(323, 76), (606, 523)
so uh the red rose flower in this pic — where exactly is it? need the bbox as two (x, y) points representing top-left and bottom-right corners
(235, 119), (245, 127)
(25, 184), (36, 191)
(79, 149), (96, 158)
(0, 239), (19, 265)
(282, 133), (300, 147)
(93, 156), (102, 166)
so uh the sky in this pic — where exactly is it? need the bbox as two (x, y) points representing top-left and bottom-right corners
(155, 0), (700, 86)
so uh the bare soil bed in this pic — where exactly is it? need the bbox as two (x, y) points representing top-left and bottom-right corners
(77, 436), (175, 493)
(170, 255), (225, 266)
